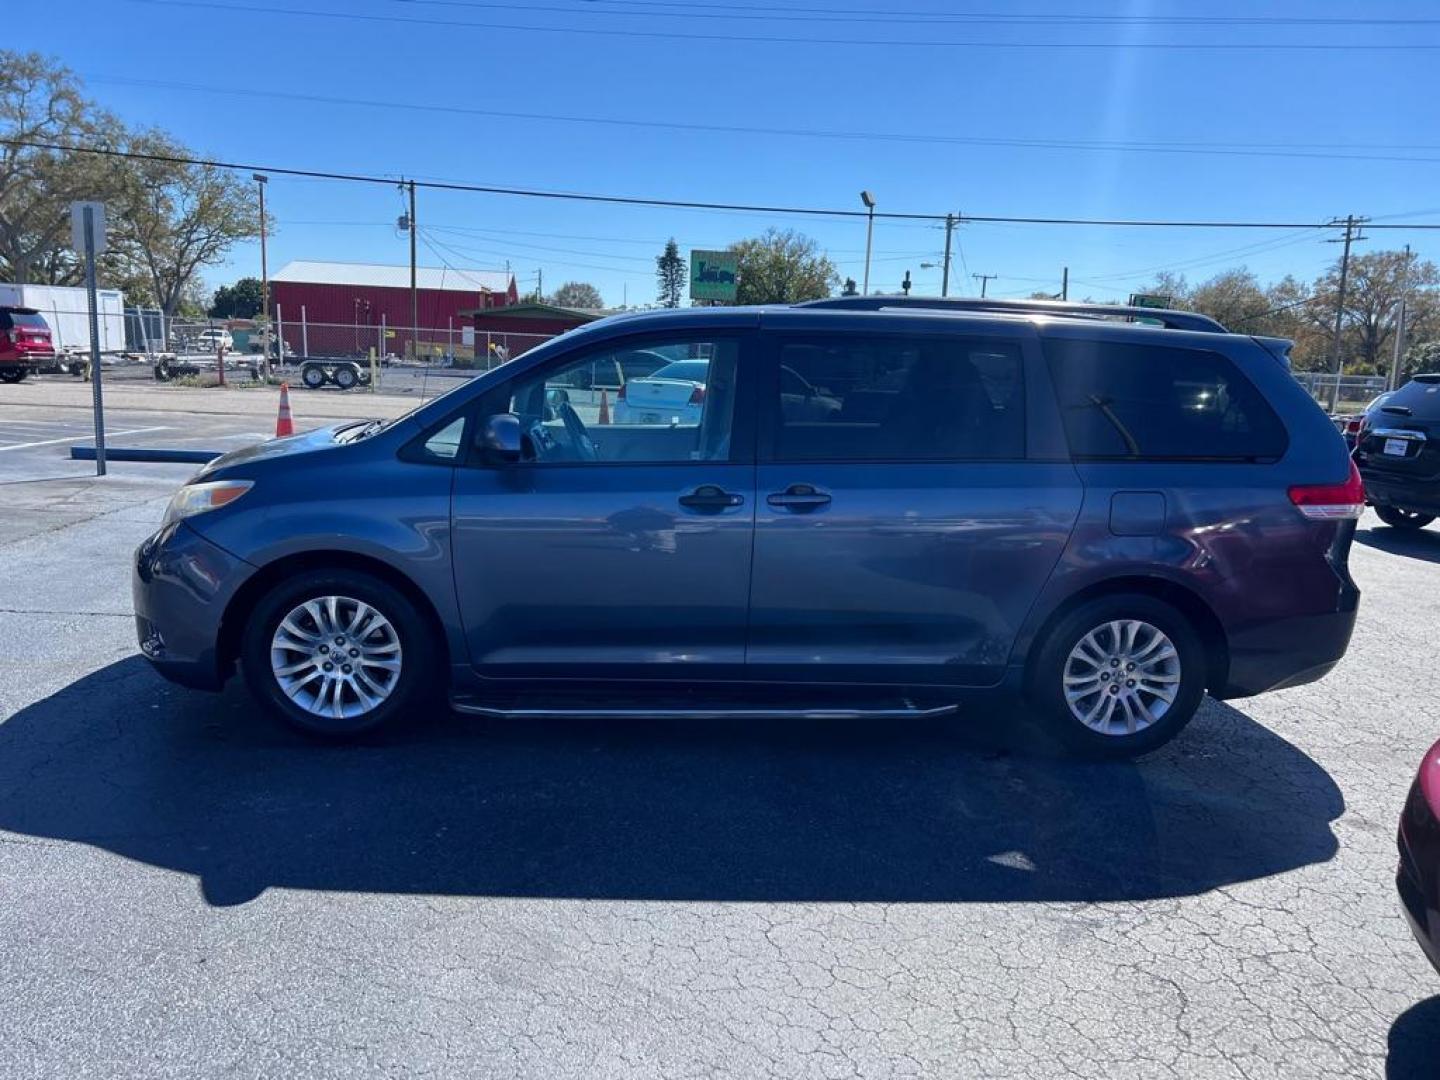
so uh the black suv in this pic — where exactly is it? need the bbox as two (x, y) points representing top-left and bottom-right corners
(1355, 374), (1440, 529)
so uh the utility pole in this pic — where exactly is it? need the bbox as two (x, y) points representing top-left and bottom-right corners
(941, 212), (956, 297)
(1391, 243), (1412, 391)
(972, 272), (998, 299)
(537, 267), (543, 303)
(253, 174), (269, 377)
(1060, 266), (1069, 301)
(407, 179), (417, 362)
(860, 190), (876, 296)
(1325, 214), (1368, 411)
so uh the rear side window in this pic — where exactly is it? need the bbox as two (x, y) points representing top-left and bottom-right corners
(1045, 340), (1287, 461)
(770, 334), (1025, 462)
(6, 311), (48, 330)
(1383, 377), (1440, 421)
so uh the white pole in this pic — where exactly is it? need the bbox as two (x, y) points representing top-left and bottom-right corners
(275, 304), (284, 372)
(301, 305), (309, 359)
(379, 313), (386, 358)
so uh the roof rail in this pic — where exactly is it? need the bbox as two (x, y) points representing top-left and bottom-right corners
(798, 295), (1228, 334)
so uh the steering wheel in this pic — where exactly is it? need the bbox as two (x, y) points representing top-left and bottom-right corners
(558, 401), (599, 462)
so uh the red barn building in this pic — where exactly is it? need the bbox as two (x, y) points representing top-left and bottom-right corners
(269, 260), (517, 359)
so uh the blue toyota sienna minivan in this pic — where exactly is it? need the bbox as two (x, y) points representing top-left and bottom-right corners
(134, 297), (1361, 757)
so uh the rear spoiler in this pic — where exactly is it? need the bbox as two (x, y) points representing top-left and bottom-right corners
(1251, 336), (1293, 368)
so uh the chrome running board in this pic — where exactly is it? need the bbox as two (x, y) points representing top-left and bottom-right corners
(451, 702), (960, 721)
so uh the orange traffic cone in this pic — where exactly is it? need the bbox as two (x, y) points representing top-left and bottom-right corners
(276, 382), (295, 437)
(597, 388), (610, 425)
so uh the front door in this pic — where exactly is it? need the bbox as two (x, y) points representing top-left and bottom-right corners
(451, 332), (755, 680)
(748, 326), (1081, 686)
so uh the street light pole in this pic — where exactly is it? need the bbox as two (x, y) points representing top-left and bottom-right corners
(860, 190), (876, 296)
(253, 173), (269, 378)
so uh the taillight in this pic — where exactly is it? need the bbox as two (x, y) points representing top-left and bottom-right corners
(616, 383), (627, 401)
(0, 333), (9, 350)
(688, 385), (706, 405)
(1288, 460), (1365, 520)
(1345, 419), (1362, 435)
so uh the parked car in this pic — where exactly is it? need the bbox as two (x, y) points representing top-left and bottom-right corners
(1354, 374), (1440, 529)
(1398, 738), (1440, 974)
(133, 297), (1360, 756)
(177, 328), (234, 354)
(1335, 391), (1394, 450)
(613, 359), (711, 425)
(0, 306), (56, 383)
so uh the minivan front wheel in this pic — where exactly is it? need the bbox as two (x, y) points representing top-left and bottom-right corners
(241, 569), (436, 738)
(1028, 594), (1205, 758)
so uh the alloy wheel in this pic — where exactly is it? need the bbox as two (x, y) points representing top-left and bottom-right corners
(269, 595), (403, 721)
(1062, 619), (1180, 737)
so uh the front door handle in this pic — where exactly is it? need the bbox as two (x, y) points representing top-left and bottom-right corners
(767, 484), (832, 512)
(678, 484), (744, 512)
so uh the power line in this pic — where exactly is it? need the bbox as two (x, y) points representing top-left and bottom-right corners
(83, 75), (1440, 166)
(387, 0), (1440, 30)
(11, 137), (1440, 232)
(512, 0), (1440, 27)
(132, 0), (1440, 50)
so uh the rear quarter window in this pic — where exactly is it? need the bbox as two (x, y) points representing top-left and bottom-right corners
(1044, 339), (1288, 461)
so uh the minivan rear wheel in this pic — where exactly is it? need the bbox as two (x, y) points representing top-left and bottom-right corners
(1027, 594), (1206, 759)
(241, 569), (437, 739)
(1375, 506), (1435, 530)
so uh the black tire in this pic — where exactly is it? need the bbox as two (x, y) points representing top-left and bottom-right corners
(333, 365), (359, 390)
(301, 365), (326, 389)
(1375, 505), (1435, 530)
(240, 569), (438, 739)
(0, 367), (27, 383)
(154, 362), (172, 382)
(1026, 593), (1206, 759)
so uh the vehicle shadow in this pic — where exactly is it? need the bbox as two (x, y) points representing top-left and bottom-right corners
(1356, 523), (1440, 564)
(0, 657), (1343, 907)
(1387, 996), (1440, 1079)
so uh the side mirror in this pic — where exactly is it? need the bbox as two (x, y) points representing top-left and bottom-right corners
(480, 412), (522, 463)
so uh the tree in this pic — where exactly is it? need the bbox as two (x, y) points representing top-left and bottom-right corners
(655, 238), (685, 308)
(0, 51), (125, 285)
(1402, 340), (1440, 379)
(109, 130), (263, 316)
(729, 228), (837, 305)
(550, 280), (604, 309)
(209, 277), (264, 319)
(1306, 249), (1440, 376)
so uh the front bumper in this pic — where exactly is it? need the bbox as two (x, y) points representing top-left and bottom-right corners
(133, 521), (255, 690)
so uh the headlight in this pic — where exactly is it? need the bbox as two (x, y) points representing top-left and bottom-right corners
(162, 480), (254, 527)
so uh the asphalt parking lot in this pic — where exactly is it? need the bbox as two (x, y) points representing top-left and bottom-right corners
(3, 387), (1440, 1078)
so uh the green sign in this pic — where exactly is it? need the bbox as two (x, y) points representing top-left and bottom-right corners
(1128, 293), (1173, 309)
(690, 250), (739, 302)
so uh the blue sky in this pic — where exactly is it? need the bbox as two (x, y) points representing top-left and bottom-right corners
(14, 0), (1440, 309)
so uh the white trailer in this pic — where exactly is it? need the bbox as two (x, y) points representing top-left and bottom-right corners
(0, 283), (126, 355)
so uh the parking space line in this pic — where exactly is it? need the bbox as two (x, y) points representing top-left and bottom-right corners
(0, 426), (170, 452)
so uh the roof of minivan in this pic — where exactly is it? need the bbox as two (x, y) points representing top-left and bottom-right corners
(560, 302), (1241, 345)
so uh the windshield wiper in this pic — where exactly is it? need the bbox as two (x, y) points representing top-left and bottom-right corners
(337, 419), (388, 443)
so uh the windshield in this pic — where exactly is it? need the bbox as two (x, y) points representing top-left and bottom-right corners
(4, 311), (48, 330)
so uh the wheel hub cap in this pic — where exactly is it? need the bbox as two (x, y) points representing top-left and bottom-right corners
(270, 595), (402, 721)
(1063, 619), (1180, 737)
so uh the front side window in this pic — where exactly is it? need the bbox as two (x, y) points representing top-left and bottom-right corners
(1045, 340), (1287, 461)
(498, 337), (739, 464)
(769, 334), (1025, 462)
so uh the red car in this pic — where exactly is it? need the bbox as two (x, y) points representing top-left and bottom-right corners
(1398, 739), (1440, 973)
(0, 306), (56, 383)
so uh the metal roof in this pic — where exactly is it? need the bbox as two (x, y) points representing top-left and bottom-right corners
(271, 260), (513, 293)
